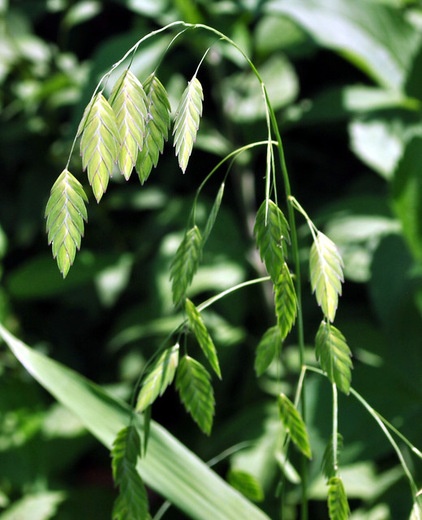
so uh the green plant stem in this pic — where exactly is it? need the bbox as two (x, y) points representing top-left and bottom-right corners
(332, 383), (339, 473)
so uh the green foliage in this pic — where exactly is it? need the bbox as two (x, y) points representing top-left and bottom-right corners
(80, 92), (120, 202)
(254, 200), (290, 283)
(254, 325), (282, 377)
(327, 476), (350, 520)
(136, 344), (179, 413)
(315, 322), (353, 395)
(45, 169), (88, 278)
(278, 394), (312, 459)
(173, 76), (204, 173)
(310, 231), (344, 323)
(185, 298), (221, 379)
(109, 70), (148, 180)
(170, 226), (203, 307)
(322, 434), (344, 481)
(227, 469), (265, 503)
(111, 425), (149, 520)
(274, 262), (297, 341)
(135, 73), (171, 184)
(176, 355), (215, 435)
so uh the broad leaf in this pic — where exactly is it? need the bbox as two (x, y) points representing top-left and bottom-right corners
(266, 0), (421, 90)
(135, 73), (170, 184)
(45, 169), (88, 278)
(0, 324), (270, 520)
(185, 299), (221, 379)
(254, 325), (282, 377)
(274, 262), (297, 341)
(321, 433), (343, 481)
(136, 344), (179, 412)
(80, 92), (120, 202)
(173, 76), (203, 173)
(176, 355), (215, 435)
(111, 425), (149, 520)
(170, 225), (202, 307)
(227, 469), (264, 503)
(327, 476), (350, 520)
(278, 393), (312, 459)
(110, 69), (148, 180)
(315, 321), (353, 394)
(203, 182), (225, 243)
(254, 200), (290, 282)
(310, 230), (344, 322)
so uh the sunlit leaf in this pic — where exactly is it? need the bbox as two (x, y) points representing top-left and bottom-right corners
(110, 69), (148, 180)
(136, 344), (179, 413)
(254, 325), (282, 377)
(111, 425), (149, 520)
(170, 225), (202, 307)
(322, 433), (343, 480)
(274, 262), (297, 341)
(254, 200), (290, 282)
(176, 355), (215, 435)
(278, 393), (312, 459)
(185, 299), (221, 379)
(227, 469), (264, 503)
(135, 73), (170, 184)
(310, 230), (344, 322)
(173, 76), (203, 173)
(315, 321), (352, 394)
(80, 92), (120, 202)
(327, 476), (350, 520)
(45, 169), (88, 278)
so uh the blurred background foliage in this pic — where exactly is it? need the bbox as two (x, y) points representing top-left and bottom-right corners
(1, 0), (422, 518)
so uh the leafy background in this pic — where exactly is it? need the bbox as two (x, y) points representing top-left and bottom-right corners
(1, 0), (422, 518)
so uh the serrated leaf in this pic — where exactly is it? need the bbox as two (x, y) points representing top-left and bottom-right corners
(136, 344), (179, 413)
(310, 231), (344, 322)
(110, 69), (148, 180)
(173, 76), (203, 173)
(185, 299), (221, 379)
(327, 476), (350, 520)
(315, 322), (353, 395)
(170, 225), (202, 307)
(135, 73), (170, 184)
(176, 355), (215, 435)
(203, 182), (225, 243)
(274, 262), (297, 341)
(111, 425), (149, 520)
(80, 92), (120, 202)
(254, 325), (282, 377)
(322, 433), (343, 481)
(254, 200), (290, 282)
(227, 469), (264, 503)
(45, 169), (88, 278)
(278, 393), (312, 459)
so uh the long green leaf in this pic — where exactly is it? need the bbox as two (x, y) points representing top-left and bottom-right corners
(80, 92), (120, 202)
(267, 0), (420, 90)
(0, 324), (270, 520)
(327, 476), (350, 520)
(111, 425), (149, 520)
(310, 230), (344, 322)
(185, 299), (221, 379)
(110, 69), (148, 180)
(203, 182), (225, 243)
(278, 393), (312, 459)
(254, 200), (290, 283)
(136, 344), (179, 413)
(274, 262), (297, 341)
(135, 73), (170, 184)
(45, 169), (88, 278)
(315, 321), (352, 395)
(227, 470), (264, 503)
(176, 355), (215, 435)
(170, 226), (203, 307)
(173, 76), (204, 173)
(254, 325), (282, 377)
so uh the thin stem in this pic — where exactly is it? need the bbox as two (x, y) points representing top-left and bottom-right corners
(332, 383), (339, 473)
